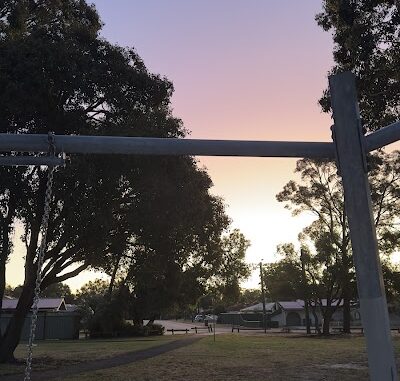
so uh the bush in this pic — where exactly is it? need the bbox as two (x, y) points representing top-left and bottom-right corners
(118, 322), (165, 337)
(146, 323), (165, 336)
(89, 319), (165, 338)
(88, 300), (125, 338)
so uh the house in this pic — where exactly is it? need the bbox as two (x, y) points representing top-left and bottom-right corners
(236, 300), (313, 327)
(221, 299), (400, 329)
(1, 297), (67, 312)
(220, 299), (345, 327)
(1, 297), (80, 340)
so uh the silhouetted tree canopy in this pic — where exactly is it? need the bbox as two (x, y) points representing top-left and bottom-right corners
(0, 0), (239, 361)
(317, 0), (400, 131)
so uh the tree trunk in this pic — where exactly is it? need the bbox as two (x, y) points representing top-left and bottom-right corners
(322, 303), (335, 336)
(108, 253), (122, 298)
(146, 313), (159, 326)
(310, 305), (321, 334)
(0, 175), (44, 361)
(322, 316), (331, 336)
(0, 284), (34, 363)
(0, 255), (6, 330)
(132, 318), (144, 326)
(341, 269), (352, 333)
(342, 292), (351, 333)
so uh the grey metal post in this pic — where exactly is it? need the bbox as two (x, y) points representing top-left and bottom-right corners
(329, 72), (397, 381)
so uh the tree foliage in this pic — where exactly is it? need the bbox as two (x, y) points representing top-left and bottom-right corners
(236, 289), (262, 309)
(275, 153), (400, 333)
(207, 229), (251, 306)
(316, 0), (400, 131)
(264, 244), (304, 301)
(0, 0), (238, 361)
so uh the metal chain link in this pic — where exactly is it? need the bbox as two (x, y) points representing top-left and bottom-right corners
(24, 134), (56, 381)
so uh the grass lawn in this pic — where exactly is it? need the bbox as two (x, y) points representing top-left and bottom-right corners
(0, 335), (177, 377)
(55, 334), (400, 381)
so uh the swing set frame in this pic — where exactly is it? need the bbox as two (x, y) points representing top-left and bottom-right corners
(1, 72), (400, 380)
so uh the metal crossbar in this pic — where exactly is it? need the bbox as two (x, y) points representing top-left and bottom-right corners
(365, 121), (400, 151)
(0, 120), (398, 161)
(0, 134), (334, 158)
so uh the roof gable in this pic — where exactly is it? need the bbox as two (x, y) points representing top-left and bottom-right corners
(278, 300), (304, 310)
(1, 297), (66, 311)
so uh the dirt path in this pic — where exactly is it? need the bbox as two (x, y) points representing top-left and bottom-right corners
(3, 336), (202, 381)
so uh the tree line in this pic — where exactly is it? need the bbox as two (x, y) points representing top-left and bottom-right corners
(263, 0), (400, 335)
(0, 0), (399, 361)
(0, 0), (250, 362)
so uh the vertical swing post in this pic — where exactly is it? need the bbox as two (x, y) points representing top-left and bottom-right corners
(329, 72), (397, 381)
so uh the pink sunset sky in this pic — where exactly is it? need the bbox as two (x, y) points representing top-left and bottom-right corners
(8, 1), (336, 289)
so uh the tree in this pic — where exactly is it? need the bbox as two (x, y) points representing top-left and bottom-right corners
(264, 244), (304, 302)
(316, 0), (400, 132)
(0, 0), (232, 361)
(75, 279), (110, 313)
(40, 282), (73, 303)
(99, 160), (231, 325)
(75, 279), (114, 334)
(382, 261), (400, 306)
(208, 229), (251, 306)
(277, 159), (351, 333)
(264, 243), (344, 335)
(315, 0), (400, 334)
(237, 289), (262, 308)
(276, 153), (400, 333)
(6, 282), (73, 303)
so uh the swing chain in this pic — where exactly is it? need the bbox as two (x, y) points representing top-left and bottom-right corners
(24, 133), (56, 381)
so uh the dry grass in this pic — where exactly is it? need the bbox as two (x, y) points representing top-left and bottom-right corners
(0, 335), (177, 376)
(55, 333), (400, 381)
(3, 333), (400, 380)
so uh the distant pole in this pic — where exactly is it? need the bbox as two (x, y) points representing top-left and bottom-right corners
(300, 249), (311, 334)
(329, 71), (397, 381)
(259, 261), (267, 333)
(213, 296), (216, 342)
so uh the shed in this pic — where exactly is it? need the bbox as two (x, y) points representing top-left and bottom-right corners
(1, 297), (80, 340)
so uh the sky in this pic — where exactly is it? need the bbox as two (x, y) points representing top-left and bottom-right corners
(7, 1), (336, 290)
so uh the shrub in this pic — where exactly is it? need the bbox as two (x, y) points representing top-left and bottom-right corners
(146, 323), (165, 336)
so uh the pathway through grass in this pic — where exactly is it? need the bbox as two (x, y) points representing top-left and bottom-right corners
(0, 335), (178, 377)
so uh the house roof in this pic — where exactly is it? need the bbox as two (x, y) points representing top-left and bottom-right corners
(318, 299), (344, 307)
(2, 297), (66, 311)
(278, 300), (304, 310)
(279, 299), (344, 309)
(240, 298), (345, 313)
(241, 302), (276, 312)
